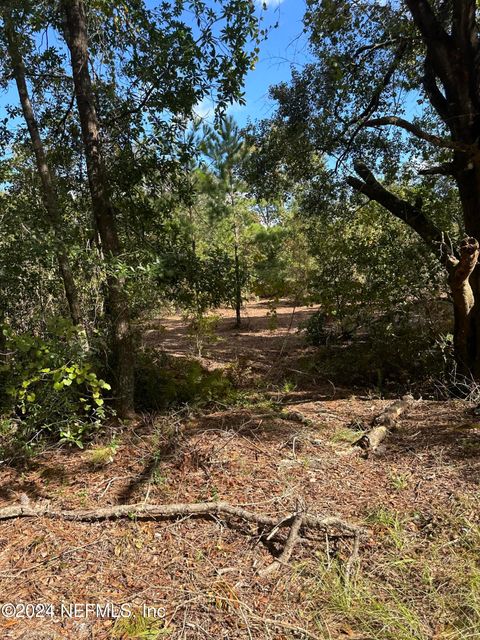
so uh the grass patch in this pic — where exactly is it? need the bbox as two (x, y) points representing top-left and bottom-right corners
(297, 501), (480, 640)
(111, 610), (170, 638)
(331, 427), (363, 444)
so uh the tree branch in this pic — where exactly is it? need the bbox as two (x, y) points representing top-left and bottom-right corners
(350, 42), (408, 126)
(0, 499), (361, 538)
(354, 37), (410, 57)
(452, 0), (477, 55)
(363, 116), (474, 152)
(418, 161), (456, 176)
(405, 0), (460, 101)
(405, 0), (451, 44)
(347, 160), (455, 265)
(422, 57), (451, 123)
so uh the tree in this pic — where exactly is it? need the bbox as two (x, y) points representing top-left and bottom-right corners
(61, 0), (136, 418)
(0, 0), (261, 417)
(1, 5), (83, 330)
(202, 117), (251, 327)
(250, 0), (480, 376)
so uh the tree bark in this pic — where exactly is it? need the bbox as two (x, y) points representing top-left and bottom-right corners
(228, 174), (242, 328)
(61, 0), (134, 417)
(447, 237), (480, 374)
(3, 11), (83, 329)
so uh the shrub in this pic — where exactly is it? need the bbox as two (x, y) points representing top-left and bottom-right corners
(302, 311), (332, 346)
(185, 312), (220, 357)
(0, 319), (112, 451)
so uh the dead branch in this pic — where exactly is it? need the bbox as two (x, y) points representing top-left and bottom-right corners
(0, 499), (362, 580)
(373, 394), (415, 428)
(258, 511), (304, 577)
(0, 500), (361, 538)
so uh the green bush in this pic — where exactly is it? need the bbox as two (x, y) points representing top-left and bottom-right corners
(302, 311), (332, 346)
(0, 319), (112, 450)
(302, 308), (449, 393)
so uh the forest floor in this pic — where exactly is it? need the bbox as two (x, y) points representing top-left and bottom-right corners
(0, 300), (480, 639)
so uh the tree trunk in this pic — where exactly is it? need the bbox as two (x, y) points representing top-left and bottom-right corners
(453, 157), (480, 376)
(3, 11), (83, 329)
(234, 236), (242, 328)
(61, 0), (135, 417)
(229, 179), (242, 329)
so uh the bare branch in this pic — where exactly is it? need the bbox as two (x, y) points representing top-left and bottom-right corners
(354, 37), (410, 57)
(363, 116), (474, 152)
(350, 42), (408, 126)
(422, 57), (451, 123)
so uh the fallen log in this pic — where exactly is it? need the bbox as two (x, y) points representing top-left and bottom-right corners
(352, 395), (414, 455)
(373, 394), (414, 428)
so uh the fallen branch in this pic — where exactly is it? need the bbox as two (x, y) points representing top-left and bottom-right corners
(0, 500), (360, 538)
(0, 499), (362, 580)
(373, 394), (415, 428)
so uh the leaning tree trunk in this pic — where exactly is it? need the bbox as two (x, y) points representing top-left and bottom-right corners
(3, 11), (83, 329)
(62, 0), (135, 418)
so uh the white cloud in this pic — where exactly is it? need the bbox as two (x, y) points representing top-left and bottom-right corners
(256, 0), (285, 8)
(194, 97), (214, 121)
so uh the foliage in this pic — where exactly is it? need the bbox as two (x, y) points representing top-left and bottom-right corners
(156, 246), (238, 314)
(300, 301), (452, 393)
(185, 312), (221, 358)
(0, 320), (112, 450)
(302, 311), (332, 347)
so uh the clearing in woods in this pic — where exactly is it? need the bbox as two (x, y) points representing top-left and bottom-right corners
(0, 300), (479, 639)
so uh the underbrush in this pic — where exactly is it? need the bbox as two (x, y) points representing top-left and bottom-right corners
(134, 348), (233, 411)
(299, 302), (453, 394)
(0, 320), (112, 456)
